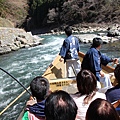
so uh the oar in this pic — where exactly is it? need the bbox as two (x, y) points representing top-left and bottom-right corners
(0, 67), (32, 96)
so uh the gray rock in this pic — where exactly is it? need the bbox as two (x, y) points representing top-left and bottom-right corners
(0, 46), (11, 54)
(0, 27), (43, 55)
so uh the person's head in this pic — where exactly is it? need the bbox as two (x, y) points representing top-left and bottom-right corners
(45, 90), (78, 120)
(76, 69), (97, 95)
(30, 76), (50, 101)
(114, 64), (120, 84)
(91, 37), (103, 48)
(64, 26), (72, 36)
(86, 98), (120, 120)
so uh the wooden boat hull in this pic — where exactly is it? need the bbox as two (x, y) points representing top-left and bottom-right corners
(42, 51), (116, 92)
(42, 54), (78, 93)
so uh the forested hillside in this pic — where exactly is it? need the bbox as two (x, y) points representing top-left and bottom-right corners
(0, 0), (120, 31)
(0, 0), (28, 27)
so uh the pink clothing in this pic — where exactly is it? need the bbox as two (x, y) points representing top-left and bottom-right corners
(71, 92), (106, 120)
(28, 112), (45, 120)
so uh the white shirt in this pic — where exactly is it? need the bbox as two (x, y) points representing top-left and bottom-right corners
(71, 92), (106, 120)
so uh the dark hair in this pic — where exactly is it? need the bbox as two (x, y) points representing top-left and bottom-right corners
(86, 98), (120, 120)
(45, 90), (78, 120)
(114, 64), (120, 84)
(30, 76), (49, 100)
(64, 26), (72, 36)
(91, 37), (103, 48)
(76, 69), (97, 104)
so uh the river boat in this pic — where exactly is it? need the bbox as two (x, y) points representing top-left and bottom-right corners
(1, 51), (117, 119)
(16, 51), (117, 119)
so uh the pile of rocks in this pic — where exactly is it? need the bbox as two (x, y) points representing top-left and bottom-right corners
(75, 33), (119, 44)
(0, 27), (43, 55)
(42, 24), (120, 44)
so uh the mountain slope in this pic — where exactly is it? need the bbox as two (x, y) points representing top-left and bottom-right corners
(0, 0), (28, 27)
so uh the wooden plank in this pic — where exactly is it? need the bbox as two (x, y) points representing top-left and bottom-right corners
(49, 78), (77, 93)
(42, 55), (66, 80)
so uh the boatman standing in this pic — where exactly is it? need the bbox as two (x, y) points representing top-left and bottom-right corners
(59, 26), (81, 78)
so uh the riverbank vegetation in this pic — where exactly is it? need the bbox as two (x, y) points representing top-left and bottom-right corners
(0, 0), (119, 31)
(0, 0), (28, 27)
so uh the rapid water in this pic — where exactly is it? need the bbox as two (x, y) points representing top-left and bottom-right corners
(0, 34), (120, 120)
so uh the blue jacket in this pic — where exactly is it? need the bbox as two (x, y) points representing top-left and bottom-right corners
(59, 35), (80, 62)
(81, 47), (112, 81)
(106, 85), (120, 103)
(22, 100), (45, 120)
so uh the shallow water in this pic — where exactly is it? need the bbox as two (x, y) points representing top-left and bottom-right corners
(0, 34), (120, 120)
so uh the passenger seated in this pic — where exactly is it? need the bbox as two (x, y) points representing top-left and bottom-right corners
(22, 76), (50, 120)
(86, 98), (119, 120)
(45, 90), (78, 120)
(106, 64), (120, 115)
(106, 64), (120, 102)
(71, 69), (106, 120)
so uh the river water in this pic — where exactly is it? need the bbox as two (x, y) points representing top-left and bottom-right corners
(0, 34), (120, 120)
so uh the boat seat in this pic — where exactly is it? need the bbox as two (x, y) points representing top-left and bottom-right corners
(49, 77), (78, 94)
(112, 99), (120, 115)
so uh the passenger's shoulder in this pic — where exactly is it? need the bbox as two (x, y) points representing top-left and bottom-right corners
(106, 86), (119, 94)
(95, 92), (106, 99)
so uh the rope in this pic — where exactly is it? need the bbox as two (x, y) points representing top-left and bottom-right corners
(0, 86), (30, 116)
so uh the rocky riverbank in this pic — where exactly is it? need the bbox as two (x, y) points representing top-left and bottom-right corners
(0, 23), (120, 55)
(0, 27), (43, 55)
(41, 23), (120, 44)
